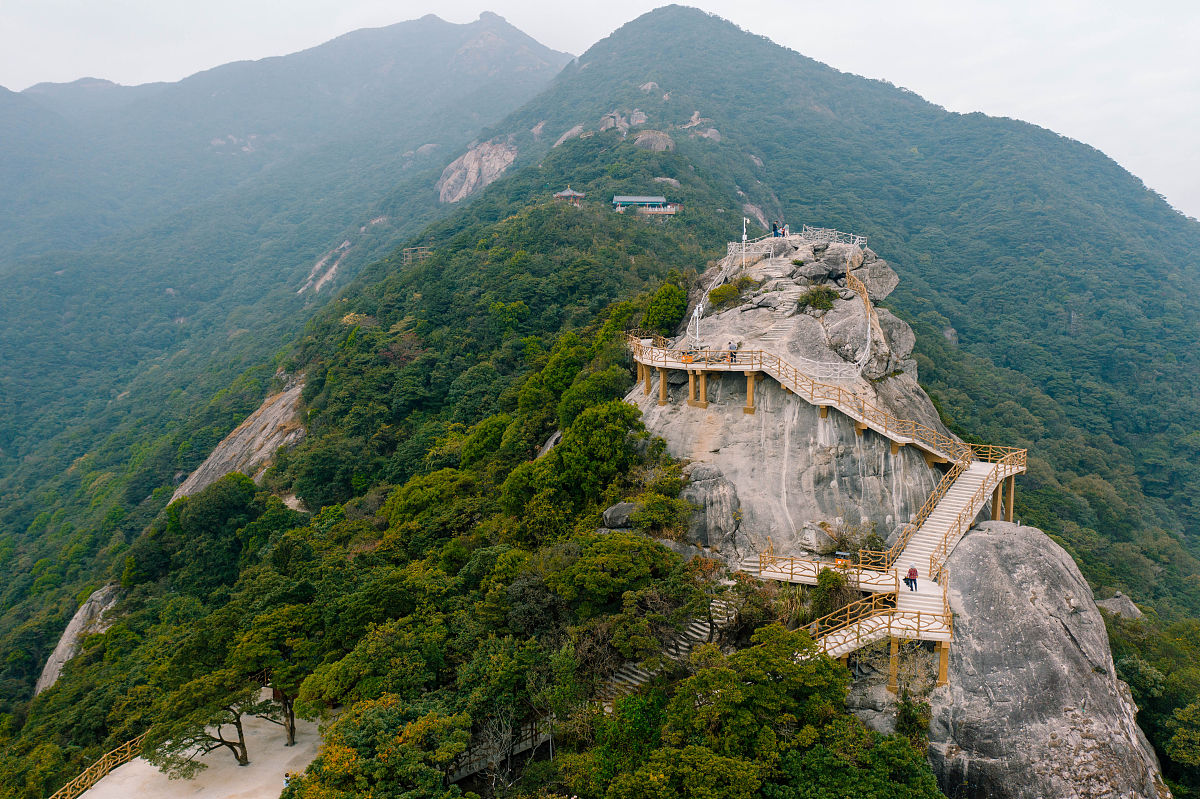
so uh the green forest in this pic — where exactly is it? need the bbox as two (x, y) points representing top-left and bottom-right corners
(2, 5), (1200, 798)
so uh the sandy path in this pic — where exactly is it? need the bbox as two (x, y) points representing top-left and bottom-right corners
(83, 715), (321, 799)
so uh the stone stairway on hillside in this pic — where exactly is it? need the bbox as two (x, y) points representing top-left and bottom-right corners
(601, 599), (737, 702)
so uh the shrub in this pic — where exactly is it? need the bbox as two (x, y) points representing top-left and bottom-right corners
(791, 258), (805, 266)
(797, 285), (839, 311)
(707, 283), (740, 309)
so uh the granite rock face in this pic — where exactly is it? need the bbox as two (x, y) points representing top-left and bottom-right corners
(929, 521), (1168, 799)
(35, 584), (121, 694)
(629, 238), (950, 563)
(437, 137), (518, 203)
(171, 378), (306, 502)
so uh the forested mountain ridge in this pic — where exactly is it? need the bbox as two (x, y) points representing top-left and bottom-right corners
(4, 5), (1200, 798)
(435, 5), (1200, 613)
(0, 11), (570, 743)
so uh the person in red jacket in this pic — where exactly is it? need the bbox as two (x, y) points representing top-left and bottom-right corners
(906, 566), (918, 591)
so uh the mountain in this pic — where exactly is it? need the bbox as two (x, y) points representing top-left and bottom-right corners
(0, 13), (569, 587)
(0, 9), (569, 737)
(4, 5), (1200, 798)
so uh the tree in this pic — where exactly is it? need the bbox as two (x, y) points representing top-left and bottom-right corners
(642, 282), (688, 336)
(229, 604), (323, 746)
(143, 669), (266, 778)
(281, 696), (474, 799)
(1167, 702), (1200, 768)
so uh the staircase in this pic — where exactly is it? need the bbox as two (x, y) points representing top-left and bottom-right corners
(625, 246), (1026, 664)
(601, 599), (737, 702)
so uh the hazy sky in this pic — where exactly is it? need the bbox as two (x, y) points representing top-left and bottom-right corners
(3, 1), (1198, 219)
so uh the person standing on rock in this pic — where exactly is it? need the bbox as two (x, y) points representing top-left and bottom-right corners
(771, 221), (779, 237)
(906, 565), (918, 591)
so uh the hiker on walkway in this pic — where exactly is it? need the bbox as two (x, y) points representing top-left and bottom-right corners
(906, 565), (918, 591)
(728, 340), (737, 363)
(771, 221), (779, 237)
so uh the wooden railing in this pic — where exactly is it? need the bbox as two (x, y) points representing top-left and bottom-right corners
(808, 573), (954, 655)
(758, 540), (898, 593)
(928, 449), (1026, 581)
(48, 732), (147, 799)
(860, 460), (967, 571)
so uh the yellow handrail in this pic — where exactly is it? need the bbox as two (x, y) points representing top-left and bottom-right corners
(48, 732), (147, 799)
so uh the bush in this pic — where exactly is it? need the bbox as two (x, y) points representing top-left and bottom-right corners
(643, 282), (688, 335)
(791, 258), (805, 266)
(797, 285), (839, 311)
(707, 283), (740, 309)
(630, 493), (693, 540)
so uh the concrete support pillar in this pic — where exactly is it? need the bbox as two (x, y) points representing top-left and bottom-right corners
(1005, 475), (1015, 522)
(891, 441), (903, 456)
(854, 421), (867, 437)
(697, 371), (709, 409)
(743, 371), (756, 415)
(657, 368), (668, 406)
(887, 637), (899, 694)
(937, 641), (950, 687)
(643, 363), (652, 395)
(819, 405), (829, 419)
(687, 370), (697, 406)
(991, 482), (1004, 521)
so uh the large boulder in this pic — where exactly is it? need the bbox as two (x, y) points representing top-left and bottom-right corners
(929, 521), (1168, 799)
(1096, 592), (1144, 620)
(853, 259), (900, 300)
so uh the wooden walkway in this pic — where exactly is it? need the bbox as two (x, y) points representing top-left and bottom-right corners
(626, 260), (1026, 672)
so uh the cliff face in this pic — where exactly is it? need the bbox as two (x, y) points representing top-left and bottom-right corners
(626, 240), (947, 562)
(930, 521), (1168, 799)
(35, 584), (120, 695)
(171, 379), (305, 503)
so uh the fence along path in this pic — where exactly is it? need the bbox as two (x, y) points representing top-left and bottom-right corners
(47, 733), (147, 799)
(627, 242), (1025, 659)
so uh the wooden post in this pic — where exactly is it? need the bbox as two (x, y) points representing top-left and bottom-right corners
(687, 371), (697, 406)
(643, 362), (652, 395)
(937, 641), (950, 687)
(991, 482), (1003, 521)
(744, 372), (756, 414)
(657, 368), (668, 406)
(1005, 475), (1015, 522)
(887, 637), (899, 694)
(697, 371), (709, 409)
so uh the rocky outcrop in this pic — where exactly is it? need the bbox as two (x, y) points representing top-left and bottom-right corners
(554, 124), (584, 148)
(171, 378), (306, 503)
(633, 130), (675, 152)
(929, 521), (1168, 799)
(1097, 592), (1144, 619)
(36, 584), (120, 694)
(628, 240), (948, 562)
(437, 137), (518, 203)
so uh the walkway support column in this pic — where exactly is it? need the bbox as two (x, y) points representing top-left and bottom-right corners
(697, 371), (709, 409)
(991, 481), (1004, 521)
(687, 371), (697, 406)
(937, 641), (950, 687)
(744, 372), (757, 415)
(643, 363), (652, 395)
(1005, 475), (1015, 522)
(657, 368), (668, 406)
(887, 637), (899, 694)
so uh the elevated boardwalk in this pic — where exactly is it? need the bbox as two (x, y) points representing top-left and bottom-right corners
(626, 239), (1026, 683)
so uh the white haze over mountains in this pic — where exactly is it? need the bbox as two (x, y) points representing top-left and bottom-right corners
(3, 0), (1198, 219)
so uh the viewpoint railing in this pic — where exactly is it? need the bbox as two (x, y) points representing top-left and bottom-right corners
(800, 225), (868, 249)
(48, 732), (147, 799)
(758, 539), (899, 593)
(806, 567), (954, 655)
